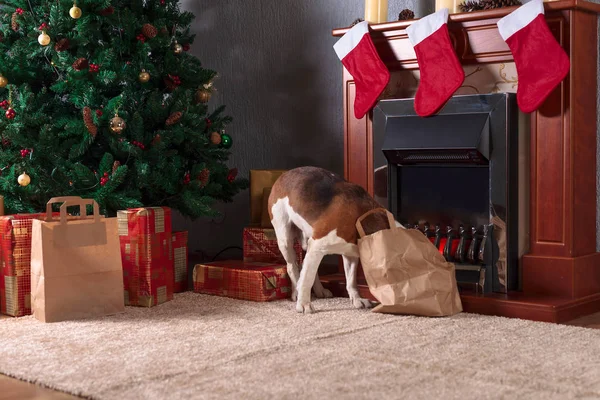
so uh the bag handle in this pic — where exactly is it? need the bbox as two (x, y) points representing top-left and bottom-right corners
(355, 208), (396, 238)
(45, 196), (84, 220)
(45, 197), (100, 224)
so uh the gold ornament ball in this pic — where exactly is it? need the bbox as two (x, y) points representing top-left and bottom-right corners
(38, 31), (51, 46)
(0, 76), (7, 88)
(195, 89), (211, 104)
(210, 131), (221, 145)
(138, 71), (150, 83)
(110, 116), (126, 134)
(69, 5), (82, 19)
(18, 172), (31, 187)
(173, 42), (183, 55)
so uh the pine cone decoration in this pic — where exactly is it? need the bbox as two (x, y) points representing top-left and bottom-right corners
(55, 38), (70, 51)
(481, 0), (521, 10)
(72, 58), (89, 71)
(112, 160), (121, 173)
(198, 168), (210, 186)
(83, 107), (97, 137)
(350, 18), (364, 27)
(165, 111), (183, 126)
(458, 0), (485, 12)
(141, 23), (158, 39)
(11, 12), (19, 31)
(398, 9), (415, 21)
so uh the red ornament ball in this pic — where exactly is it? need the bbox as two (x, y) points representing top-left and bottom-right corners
(5, 108), (16, 119)
(38, 22), (48, 30)
(89, 64), (100, 73)
(20, 149), (31, 158)
(227, 168), (238, 183)
(15, 8), (24, 15)
(136, 34), (146, 43)
(0, 100), (9, 110)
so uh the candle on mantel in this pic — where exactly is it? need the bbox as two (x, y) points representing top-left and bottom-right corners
(364, 0), (388, 24)
(436, 0), (457, 13)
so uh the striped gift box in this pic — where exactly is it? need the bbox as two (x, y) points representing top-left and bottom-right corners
(172, 231), (188, 293)
(0, 213), (53, 317)
(242, 226), (303, 265)
(193, 260), (291, 302)
(118, 207), (174, 307)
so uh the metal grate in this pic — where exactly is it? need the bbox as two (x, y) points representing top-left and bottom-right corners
(402, 153), (471, 162)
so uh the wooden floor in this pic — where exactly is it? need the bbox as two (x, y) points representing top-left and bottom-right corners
(1, 311), (599, 399)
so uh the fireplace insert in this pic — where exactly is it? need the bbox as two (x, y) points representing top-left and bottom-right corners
(373, 94), (525, 293)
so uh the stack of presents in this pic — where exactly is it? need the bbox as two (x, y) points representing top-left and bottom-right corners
(0, 170), (301, 323)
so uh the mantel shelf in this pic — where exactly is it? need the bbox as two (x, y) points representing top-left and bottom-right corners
(332, 0), (600, 37)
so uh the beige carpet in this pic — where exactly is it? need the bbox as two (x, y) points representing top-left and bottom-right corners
(1, 293), (600, 400)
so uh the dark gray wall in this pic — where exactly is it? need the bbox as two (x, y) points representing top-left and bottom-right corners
(176, 0), (433, 257)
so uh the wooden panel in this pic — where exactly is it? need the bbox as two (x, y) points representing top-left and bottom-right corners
(344, 80), (369, 189)
(569, 10), (598, 256)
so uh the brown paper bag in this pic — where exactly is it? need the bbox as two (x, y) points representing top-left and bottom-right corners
(250, 170), (287, 224)
(31, 197), (125, 323)
(356, 209), (462, 317)
(260, 187), (273, 228)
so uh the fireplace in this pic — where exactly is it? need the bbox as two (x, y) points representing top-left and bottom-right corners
(372, 93), (526, 293)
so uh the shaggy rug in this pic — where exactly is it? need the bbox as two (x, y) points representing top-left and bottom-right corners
(1, 293), (600, 400)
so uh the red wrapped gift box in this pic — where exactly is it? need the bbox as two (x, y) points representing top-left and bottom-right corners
(172, 231), (188, 293)
(243, 226), (303, 265)
(0, 213), (55, 317)
(118, 207), (174, 307)
(193, 260), (291, 302)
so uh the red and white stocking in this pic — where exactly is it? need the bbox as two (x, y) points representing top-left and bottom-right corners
(334, 21), (390, 119)
(497, 0), (570, 113)
(406, 9), (464, 117)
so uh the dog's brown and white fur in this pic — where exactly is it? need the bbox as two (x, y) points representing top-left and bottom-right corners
(268, 166), (403, 313)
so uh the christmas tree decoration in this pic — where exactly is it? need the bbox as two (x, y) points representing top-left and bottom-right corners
(173, 42), (183, 55)
(38, 31), (51, 46)
(183, 43), (190, 51)
(198, 168), (210, 186)
(5, 108), (15, 119)
(83, 107), (97, 137)
(333, 21), (390, 119)
(136, 33), (146, 43)
(210, 131), (221, 145)
(11, 12), (19, 31)
(20, 149), (31, 158)
(100, 172), (109, 186)
(110, 115), (126, 133)
(15, 8), (24, 14)
(221, 132), (232, 149)
(112, 160), (121, 173)
(497, 0), (569, 112)
(227, 168), (238, 183)
(96, 109), (103, 117)
(89, 63), (100, 73)
(151, 134), (161, 145)
(69, 4), (82, 19)
(0, 75), (7, 88)
(164, 75), (181, 91)
(165, 111), (183, 126)
(398, 9), (415, 20)
(17, 173), (30, 187)
(142, 24), (158, 39)
(406, 9), (464, 116)
(72, 58), (89, 71)
(195, 88), (211, 104)
(131, 140), (145, 149)
(138, 70), (150, 83)
(54, 38), (70, 51)
(183, 172), (191, 185)
(0, 100), (8, 110)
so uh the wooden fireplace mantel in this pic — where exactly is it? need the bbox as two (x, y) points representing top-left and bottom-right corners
(322, 0), (600, 323)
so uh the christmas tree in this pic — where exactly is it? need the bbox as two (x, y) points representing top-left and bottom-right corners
(0, 0), (247, 218)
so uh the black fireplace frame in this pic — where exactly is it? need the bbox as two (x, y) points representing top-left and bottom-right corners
(373, 93), (520, 293)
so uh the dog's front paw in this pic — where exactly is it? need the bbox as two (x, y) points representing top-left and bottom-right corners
(352, 297), (373, 309)
(296, 302), (315, 314)
(313, 287), (333, 299)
